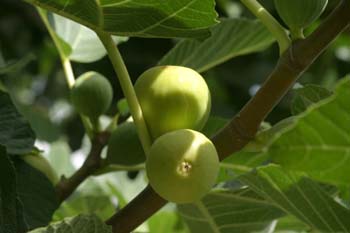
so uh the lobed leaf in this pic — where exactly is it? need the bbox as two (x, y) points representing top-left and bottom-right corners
(270, 77), (350, 185)
(50, 13), (128, 63)
(159, 18), (275, 73)
(25, 0), (218, 39)
(29, 214), (111, 233)
(240, 165), (350, 232)
(178, 188), (284, 233)
(291, 84), (332, 115)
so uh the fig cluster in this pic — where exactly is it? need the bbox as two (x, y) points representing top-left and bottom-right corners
(72, 66), (219, 204)
(135, 66), (219, 203)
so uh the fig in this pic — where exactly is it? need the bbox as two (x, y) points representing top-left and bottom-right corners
(106, 121), (145, 166)
(71, 71), (113, 120)
(134, 66), (211, 140)
(22, 153), (59, 185)
(274, 0), (328, 38)
(146, 129), (219, 204)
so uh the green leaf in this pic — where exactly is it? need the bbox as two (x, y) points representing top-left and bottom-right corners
(148, 212), (189, 233)
(117, 98), (129, 117)
(0, 91), (35, 155)
(29, 214), (111, 233)
(269, 77), (350, 185)
(17, 104), (61, 143)
(50, 13), (128, 63)
(274, 216), (310, 233)
(291, 84), (332, 115)
(178, 188), (284, 233)
(53, 195), (115, 221)
(47, 140), (75, 178)
(240, 165), (350, 232)
(0, 146), (28, 233)
(15, 159), (59, 229)
(25, 0), (217, 39)
(158, 18), (275, 73)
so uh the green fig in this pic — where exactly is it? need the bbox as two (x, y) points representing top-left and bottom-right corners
(71, 71), (113, 120)
(146, 129), (219, 204)
(274, 0), (328, 38)
(106, 122), (145, 166)
(134, 66), (211, 140)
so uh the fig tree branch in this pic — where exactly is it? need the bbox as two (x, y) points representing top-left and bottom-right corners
(106, 1), (350, 232)
(212, 0), (350, 160)
(55, 132), (110, 203)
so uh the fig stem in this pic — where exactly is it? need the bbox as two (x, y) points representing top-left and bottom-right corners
(36, 8), (75, 88)
(36, 7), (94, 137)
(240, 0), (291, 55)
(97, 31), (152, 156)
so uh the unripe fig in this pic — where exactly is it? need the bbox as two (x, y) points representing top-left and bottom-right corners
(22, 154), (59, 185)
(106, 121), (145, 166)
(146, 129), (219, 204)
(134, 66), (211, 140)
(71, 71), (113, 120)
(274, 0), (328, 38)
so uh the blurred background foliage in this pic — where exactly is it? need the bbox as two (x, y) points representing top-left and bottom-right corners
(0, 0), (349, 231)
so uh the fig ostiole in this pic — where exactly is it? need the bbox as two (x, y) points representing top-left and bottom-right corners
(106, 121), (146, 166)
(135, 66), (211, 140)
(22, 153), (59, 185)
(70, 71), (113, 125)
(146, 129), (219, 204)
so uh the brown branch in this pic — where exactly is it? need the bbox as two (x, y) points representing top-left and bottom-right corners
(106, 185), (167, 232)
(55, 131), (110, 203)
(106, 1), (350, 232)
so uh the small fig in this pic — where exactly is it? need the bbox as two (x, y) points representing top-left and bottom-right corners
(106, 122), (145, 166)
(71, 71), (113, 120)
(22, 153), (59, 185)
(146, 129), (219, 204)
(134, 66), (211, 140)
(274, 0), (328, 38)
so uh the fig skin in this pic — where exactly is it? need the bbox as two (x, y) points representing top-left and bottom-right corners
(146, 129), (219, 204)
(134, 66), (211, 140)
(22, 154), (59, 185)
(106, 122), (146, 166)
(71, 71), (113, 120)
(274, 0), (328, 37)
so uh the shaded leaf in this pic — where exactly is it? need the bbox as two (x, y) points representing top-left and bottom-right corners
(0, 146), (28, 233)
(159, 18), (275, 73)
(240, 165), (350, 232)
(29, 214), (111, 233)
(0, 91), (35, 155)
(15, 159), (59, 229)
(0, 54), (35, 75)
(53, 195), (115, 222)
(291, 84), (332, 115)
(178, 188), (284, 233)
(25, 0), (217, 39)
